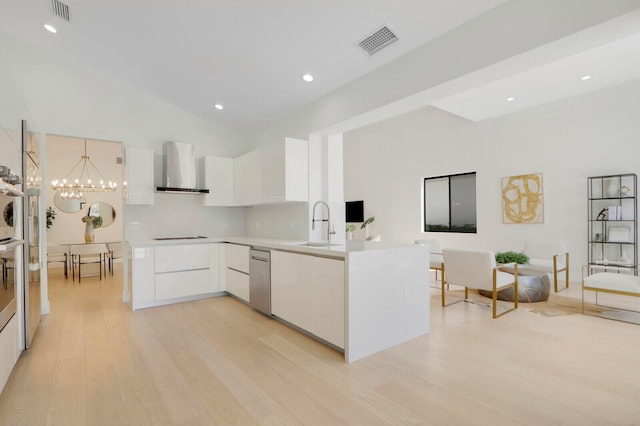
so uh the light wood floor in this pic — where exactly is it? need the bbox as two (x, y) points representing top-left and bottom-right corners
(1, 268), (640, 425)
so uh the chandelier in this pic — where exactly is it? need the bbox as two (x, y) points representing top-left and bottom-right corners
(51, 140), (118, 200)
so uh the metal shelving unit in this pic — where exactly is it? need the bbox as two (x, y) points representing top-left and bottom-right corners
(587, 174), (637, 274)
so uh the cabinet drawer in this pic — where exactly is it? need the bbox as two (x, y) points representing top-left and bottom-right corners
(226, 244), (250, 273)
(226, 268), (250, 302)
(155, 244), (210, 273)
(155, 269), (211, 300)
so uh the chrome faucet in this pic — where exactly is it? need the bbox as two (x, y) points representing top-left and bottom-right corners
(312, 201), (335, 244)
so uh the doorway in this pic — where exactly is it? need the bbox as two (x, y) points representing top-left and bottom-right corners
(43, 134), (124, 301)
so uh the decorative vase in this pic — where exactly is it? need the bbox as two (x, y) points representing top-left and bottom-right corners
(364, 224), (370, 239)
(85, 221), (95, 243)
(606, 179), (618, 197)
(347, 231), (353, 240)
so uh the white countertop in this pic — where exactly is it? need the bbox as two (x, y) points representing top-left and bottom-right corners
(128, 236), (420, 258)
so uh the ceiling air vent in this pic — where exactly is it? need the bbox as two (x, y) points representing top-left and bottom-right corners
(50, 0), (70, 21)
(358, 26), (398, 55)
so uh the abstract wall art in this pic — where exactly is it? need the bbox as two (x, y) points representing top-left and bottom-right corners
(502, 173), (544, 224)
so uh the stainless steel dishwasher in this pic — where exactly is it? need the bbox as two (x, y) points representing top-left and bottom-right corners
(249, 248), (271, 315)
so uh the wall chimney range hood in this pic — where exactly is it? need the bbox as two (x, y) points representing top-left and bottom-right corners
(156, 141), (210, 194)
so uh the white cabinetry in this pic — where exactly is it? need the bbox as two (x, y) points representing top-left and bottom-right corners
(125, 146), (154, 205)
(201, 156), (234, 206)
(0, 315), (18, 393)
(233, 151), (261, 207)
(233, 137), (308, 206)
(271, 250), (344, 348)
(224, 243), (250, 302)
(155, 244), (218, 301)
(131, 243), (222, 310)
(132, 246), (155, 306)
(226, 268), (250, 302)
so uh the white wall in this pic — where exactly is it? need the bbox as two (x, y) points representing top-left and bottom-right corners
(344, 78), (640, 282)
(243, 203), (308, 240)
(127, 196), (245, 241)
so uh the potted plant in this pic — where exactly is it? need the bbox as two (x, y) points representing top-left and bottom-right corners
(82, 215), (103, 243)
(361, 216), (375, 239)
(46, 206), (56, 229)
(495, 251), (529, 265)
(345, 224), (356, 240)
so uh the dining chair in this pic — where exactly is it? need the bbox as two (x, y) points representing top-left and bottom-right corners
(70, 243), (108, 283)
(106, 242), (125, 275)
(47, 244), (69, 278)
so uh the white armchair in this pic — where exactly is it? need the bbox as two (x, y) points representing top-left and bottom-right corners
(522, 240), (569, 292)
(415, 239), (444, 287)
(442, 248), (518, 318)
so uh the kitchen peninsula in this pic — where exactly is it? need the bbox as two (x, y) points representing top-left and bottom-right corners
(128, 237), (429, 362)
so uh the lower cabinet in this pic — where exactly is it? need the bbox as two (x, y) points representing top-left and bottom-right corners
(271, 250), (345, 348)
(226, 268), (250, 303)
(132, 246), (155, 306)
(224, 243), (250, 302)
(156, 269), (211, 300)
(0, 315), (18, 393)
(131, 243), (222, 309)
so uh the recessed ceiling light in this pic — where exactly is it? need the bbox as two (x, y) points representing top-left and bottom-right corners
(302, 74), (314, 82)
(506, 97), (516, 102)
(214, 104), (224, 110)
(581, 75), (592, 81)
(44, 24), (58, 34)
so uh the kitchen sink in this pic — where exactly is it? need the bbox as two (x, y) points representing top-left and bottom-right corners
(297, 242), (342, 247)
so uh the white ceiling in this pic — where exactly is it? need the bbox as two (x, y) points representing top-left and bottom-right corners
(0, 0), (506, 132)
(431, 24), (640, 121)
(2, 1), (640, 134)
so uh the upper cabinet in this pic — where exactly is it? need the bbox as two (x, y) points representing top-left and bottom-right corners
(201, 156), (234, 206)
(233, 137), (308, 206)
(125, 146), (154, 205)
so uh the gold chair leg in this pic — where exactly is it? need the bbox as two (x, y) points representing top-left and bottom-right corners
(553, 255), (558, 292)
(441, 264), (465, 308)
(565, 253), (570, 290)
(492, 265), (518, 319)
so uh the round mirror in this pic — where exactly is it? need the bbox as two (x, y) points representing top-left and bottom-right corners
(87, 202), (116, 227)
(54, 192), (87, 213)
